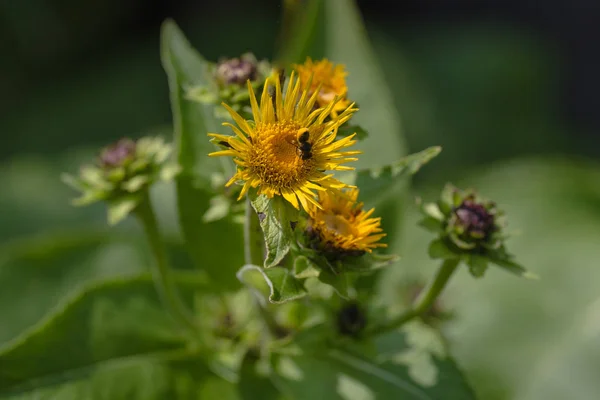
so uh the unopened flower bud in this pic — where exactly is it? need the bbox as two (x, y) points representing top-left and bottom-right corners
(337, 302), (367, 337)
(216, 55), (257, 85)
(418, 184), (534, 279)
(99, 138), (136, 168)
(452, 196), (496, 242)
(62, 136), (180, 225)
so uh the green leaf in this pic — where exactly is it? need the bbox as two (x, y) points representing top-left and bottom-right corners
(427, 239), (458, 260)
(337, 124), (368, 141)
(317, 269), (352, 299)
(488, 255), (538, 280)
(353, 147), (442, 201)
(0, 231), (150, 346)
(0, 273), (206, 394)
(238, 265), (307, 304)
(293, 256), (320, 279)
(250, 195), (297, 269)
(160, 19), (243, 289)
(0, 353), (240, 399)
(272, 331), (476, 400)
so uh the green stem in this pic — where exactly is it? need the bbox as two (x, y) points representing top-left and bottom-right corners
(372, 258), (460, 335)
(244, 196), (284, 337)
(135, 193), (197, 334)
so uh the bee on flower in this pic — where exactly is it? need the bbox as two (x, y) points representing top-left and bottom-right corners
(208, 71), (361, 212)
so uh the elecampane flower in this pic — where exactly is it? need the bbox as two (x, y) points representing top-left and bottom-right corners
(208, 72), (360, 211)
(294, 58), (351, 117)
(307, 188), (387, 254)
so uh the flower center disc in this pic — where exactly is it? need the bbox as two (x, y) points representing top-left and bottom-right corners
(248, 122), (312, 189)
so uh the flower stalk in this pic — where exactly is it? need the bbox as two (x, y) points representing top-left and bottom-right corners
(371, 258), (460, 335)
(135, 193), (198, 334)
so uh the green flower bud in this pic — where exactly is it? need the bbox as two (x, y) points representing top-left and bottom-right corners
(418, 184), (535, 279)
(62, 136), (180, 225)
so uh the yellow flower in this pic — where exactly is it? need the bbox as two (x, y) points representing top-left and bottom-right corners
(208, 72), (360, 211)
(294, 58), (351, 117)
(307, 188), (387, 255)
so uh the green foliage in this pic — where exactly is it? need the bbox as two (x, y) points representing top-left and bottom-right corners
(4, 0), (558, 398)
(161, 20), (244, 289)
(250, 195), (298, 269)
(0, 273), (200, 394)
(238, 265), (307, 304)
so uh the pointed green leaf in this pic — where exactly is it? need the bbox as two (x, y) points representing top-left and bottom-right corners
(250, 195), (297, 269)
(107, 196), (139, 225)
(352, 147), (442, 201)
(160, 19), (243, 289)
(489, 256), (538, 279)
(427, 239), (458, 260)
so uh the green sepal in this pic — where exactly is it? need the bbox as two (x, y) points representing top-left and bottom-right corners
(250, 194), (298, 268)
(342, 252), (400, 272)
(107, 196), (140, 225)
(185, 85), (219, 104)
(293, 256), (320, 279)
(488, 247), (539, 279)
(465, 254), (489, 278)
(122, 175), (149, 192)
(427, 239), (459, 260)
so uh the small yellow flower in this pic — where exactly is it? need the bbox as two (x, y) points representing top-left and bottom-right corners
(208, 72), (360, 211)
(294, 58), (351, 117)
(307, 188), (387, 255)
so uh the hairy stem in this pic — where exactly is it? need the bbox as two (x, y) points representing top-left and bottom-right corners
(371, 258), (460, 335)
(135, 193), (197, 334)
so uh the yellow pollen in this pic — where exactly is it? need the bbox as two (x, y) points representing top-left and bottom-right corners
(247, 122), (312, 189)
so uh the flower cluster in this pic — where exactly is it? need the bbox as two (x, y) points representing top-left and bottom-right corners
(209, 57), (388, 260)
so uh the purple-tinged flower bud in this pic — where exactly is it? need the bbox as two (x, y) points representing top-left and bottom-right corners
(216, 56), (257, 85)
(99, 138), (136, 168)
(453, 196), (496, 241)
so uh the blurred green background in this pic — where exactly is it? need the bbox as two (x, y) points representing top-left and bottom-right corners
(2, 1), (600, 399)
